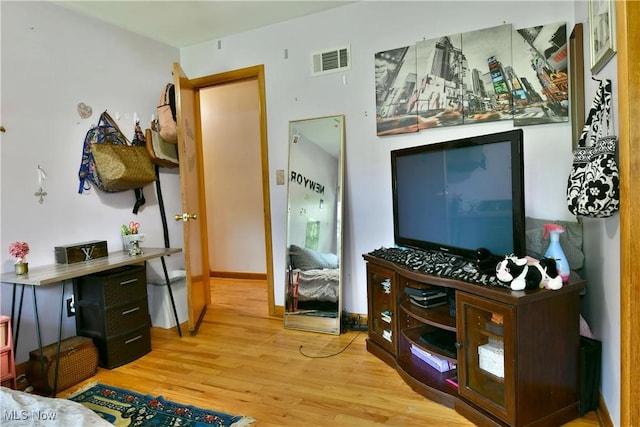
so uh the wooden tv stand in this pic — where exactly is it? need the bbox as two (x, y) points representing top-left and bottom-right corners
(363, 251), (585, 427)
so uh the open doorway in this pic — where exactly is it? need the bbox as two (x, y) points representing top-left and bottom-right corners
(200, 80), (266, 279)
(188, 65), (276, 316)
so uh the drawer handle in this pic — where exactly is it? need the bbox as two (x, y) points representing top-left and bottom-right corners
(120, 278), (138, 286)
(122, 307), (140, 316)
(125, 335), (142, 345)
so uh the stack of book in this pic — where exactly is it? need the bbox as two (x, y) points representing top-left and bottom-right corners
(445, 375), (459, 388)
(410, 344), (457, 372)
(381, 278), (391, 294)
(405, 286), (448, 308)
(486, 311), (504, 335)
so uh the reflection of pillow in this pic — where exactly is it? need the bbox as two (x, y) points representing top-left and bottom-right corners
(289, 244), (338, 270)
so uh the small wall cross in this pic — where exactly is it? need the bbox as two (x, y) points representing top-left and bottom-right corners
(34, 187), (47, 204)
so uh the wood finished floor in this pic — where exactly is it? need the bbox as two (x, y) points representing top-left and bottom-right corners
(66, 278), (601, 426)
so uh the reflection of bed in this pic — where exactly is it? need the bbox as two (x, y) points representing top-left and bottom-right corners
(296, 268), (339, 303)
(1, 386), (111, 426)
(287, 245), (339, 312)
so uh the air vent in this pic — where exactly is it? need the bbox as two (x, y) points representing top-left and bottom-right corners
(311, 46), (351, 76)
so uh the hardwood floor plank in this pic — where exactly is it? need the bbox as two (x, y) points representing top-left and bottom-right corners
(63, 278), (599, 426)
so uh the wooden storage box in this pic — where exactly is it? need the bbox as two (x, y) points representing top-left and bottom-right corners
(55, 240), (108, 264)
(26, 336), (98, 394)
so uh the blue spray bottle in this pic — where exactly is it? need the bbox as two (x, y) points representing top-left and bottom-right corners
(543, 224), (570, 282)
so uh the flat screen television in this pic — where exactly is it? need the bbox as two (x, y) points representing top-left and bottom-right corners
(391, 129), (525, 260)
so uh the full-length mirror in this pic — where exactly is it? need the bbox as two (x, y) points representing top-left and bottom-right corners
(284, 115), (345, 334)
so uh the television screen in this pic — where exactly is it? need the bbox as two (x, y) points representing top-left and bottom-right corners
(391, 129), (525, 260)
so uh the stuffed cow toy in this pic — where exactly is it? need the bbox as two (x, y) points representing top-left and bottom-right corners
(496, 255), (563, 291)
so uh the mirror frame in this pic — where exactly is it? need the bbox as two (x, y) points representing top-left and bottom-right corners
(284, 115), (345, 335)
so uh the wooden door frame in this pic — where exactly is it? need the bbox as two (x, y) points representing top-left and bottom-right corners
(617, 1), (639, 425)
(190, 65), (277, 317)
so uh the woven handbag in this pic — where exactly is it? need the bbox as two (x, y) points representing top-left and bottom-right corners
(78, 111), (155, 193)
(91, 143), (156, 191)
(567, 79), (620, 218)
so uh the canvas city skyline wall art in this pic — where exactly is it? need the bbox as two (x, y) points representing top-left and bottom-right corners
(374, 21), (569, 136)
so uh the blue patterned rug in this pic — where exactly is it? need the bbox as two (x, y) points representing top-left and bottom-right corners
(68, 383), (255, 427)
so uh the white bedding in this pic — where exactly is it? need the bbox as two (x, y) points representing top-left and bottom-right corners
(0, 386), (111, 426)
(296, 268), (339, 302)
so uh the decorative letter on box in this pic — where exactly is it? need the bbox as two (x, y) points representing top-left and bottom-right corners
(55, 240), (108, 264)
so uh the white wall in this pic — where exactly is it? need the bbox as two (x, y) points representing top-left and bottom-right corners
(573, 1), (621, 424)
(181, 1), (619, 424)
(0, 2), (182, 363)
(200, 81), (266, 274)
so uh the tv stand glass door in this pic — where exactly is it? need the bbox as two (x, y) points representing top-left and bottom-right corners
(457, 292), (515, 424)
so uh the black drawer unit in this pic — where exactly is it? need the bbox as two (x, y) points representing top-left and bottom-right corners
(74, 265), (151, 369)
(74, 266), (147, 306)
(94, 325), (151, 369)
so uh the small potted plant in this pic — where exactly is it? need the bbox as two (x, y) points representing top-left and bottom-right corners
(9, 241), (30, 275)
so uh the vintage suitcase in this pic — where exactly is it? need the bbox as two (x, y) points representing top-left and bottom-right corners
(55, 240), (108, 264)
(26, 336), (98, 394)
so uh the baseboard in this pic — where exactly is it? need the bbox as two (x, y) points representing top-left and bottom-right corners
(210, 271), (267, 281)
(273, 305), (285, 318)
(597, 392), (613, 427)
(342, 311), (368, 332)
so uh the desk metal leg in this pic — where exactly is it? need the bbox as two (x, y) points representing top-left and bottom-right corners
(11, 284), (25, 353)
(160, 256), (182, 337)
(52, 280), (66, 396)
(31, 287), (48, 396)
(11, 284), (16, 331)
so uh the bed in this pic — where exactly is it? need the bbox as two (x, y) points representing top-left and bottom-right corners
(1, 386), (111, 426)
(287, 244), (339, 312)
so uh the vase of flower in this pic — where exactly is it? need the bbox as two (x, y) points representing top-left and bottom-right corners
(123, 233), (144, 256)
(14, 262), (28, 275)
(9, 241), (30, 275)
(121, 222), (144, 256)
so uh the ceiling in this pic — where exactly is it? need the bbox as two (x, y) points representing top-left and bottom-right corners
(54, 1), (356, 48)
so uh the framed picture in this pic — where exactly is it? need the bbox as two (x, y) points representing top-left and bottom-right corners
(588, 0), (616, 74)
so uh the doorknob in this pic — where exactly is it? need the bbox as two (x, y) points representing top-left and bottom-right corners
(174, 213), (198, 222)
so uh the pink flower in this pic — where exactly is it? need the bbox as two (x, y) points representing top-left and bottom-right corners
(9, 241), (29, 263)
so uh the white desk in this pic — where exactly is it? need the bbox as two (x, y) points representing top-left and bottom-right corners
(0, 248), (182, 395)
